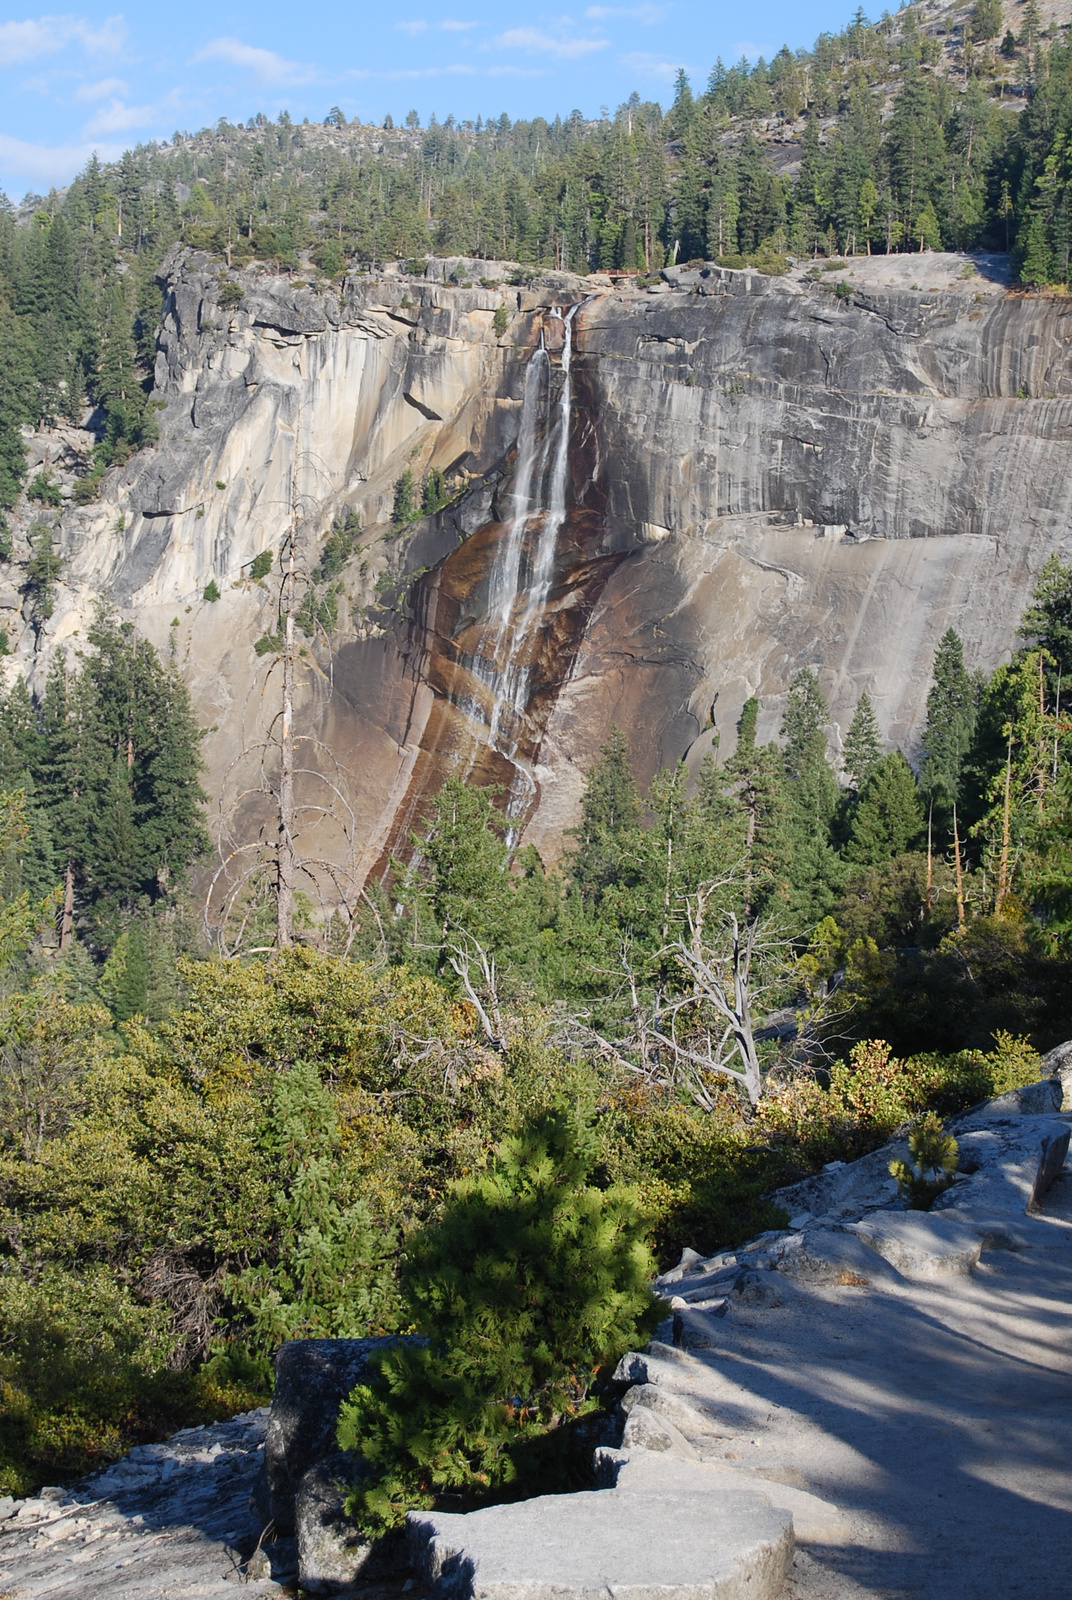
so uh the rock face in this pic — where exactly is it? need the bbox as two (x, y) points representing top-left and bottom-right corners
(408, 1485), (795, 1600)
(256, 1336), (401, 1536)
(7, 250), (1072, 880)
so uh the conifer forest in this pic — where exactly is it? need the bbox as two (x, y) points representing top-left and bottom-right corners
(1, 0), (1072, 1525)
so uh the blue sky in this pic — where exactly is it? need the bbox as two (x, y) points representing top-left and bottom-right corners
(1, 2), (860, 201)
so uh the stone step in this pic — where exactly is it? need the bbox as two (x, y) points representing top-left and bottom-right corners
(407, 1483), (794, 1600)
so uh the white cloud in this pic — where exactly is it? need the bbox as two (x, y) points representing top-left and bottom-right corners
(74, 74), (126, 99)
(492, 27), (608, 59)
(194, 37), (317, 84)
(618, 50), (681, 79)
(586, 5), (663, 21)
(397, 19), (474, 33)
(0, 12), (125, 66)
(0, 130), (124, 189)
(730, 41), (768, 61)
(346, 62), (476, 79)
(82, 97), (158, 134)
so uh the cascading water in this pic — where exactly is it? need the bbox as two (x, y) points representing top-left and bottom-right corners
(472, 302), (580, 773)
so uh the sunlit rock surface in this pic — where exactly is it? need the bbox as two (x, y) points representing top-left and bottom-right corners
(6, 250), (1070, 879)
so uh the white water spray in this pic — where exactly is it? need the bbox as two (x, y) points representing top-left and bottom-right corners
(475, 303), (580, 762)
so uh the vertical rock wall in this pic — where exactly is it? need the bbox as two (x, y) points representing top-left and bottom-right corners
(5, 251), (1071, 888)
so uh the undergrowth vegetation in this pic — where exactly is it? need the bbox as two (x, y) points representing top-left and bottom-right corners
(0, 548), (1069, 1512)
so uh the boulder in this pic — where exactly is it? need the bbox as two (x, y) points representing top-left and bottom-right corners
(846, 1213), (982, 1279)
(256, 1336), (410, 1534)
(1041, 1042), (1072, 1109)
(955, 1078), (1063, 1121)
(620, 1382), (722, 1439)
(408, 1484), (794, 1600)
(769, 1228), (903, 1287)
(602, 1450), (850, 1548)
(934, 1117), (1071, 1214)
(672, 1304), (730, 1350)
(620, 1406), (699, 1460)
(295, 1451), (386, 1595)
(731, 1269), (789, 1308)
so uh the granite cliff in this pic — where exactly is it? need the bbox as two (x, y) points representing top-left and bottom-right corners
(6, 247), (1071, 894)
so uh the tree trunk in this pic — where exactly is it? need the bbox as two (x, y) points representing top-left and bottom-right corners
(996, 736), (1013, 913)
(59, 860), (75, 951)
(953, 804), (966, 930)
(277, 546), (296, 949)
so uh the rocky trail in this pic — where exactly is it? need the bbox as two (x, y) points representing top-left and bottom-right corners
(2, 1077), (1070, 1600)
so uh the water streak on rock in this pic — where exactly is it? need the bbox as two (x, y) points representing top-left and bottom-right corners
(475, 303), (580, 770)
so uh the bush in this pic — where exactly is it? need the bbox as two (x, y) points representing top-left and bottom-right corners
(247, 550), (273, 581)
(493, 304), (509, 336)
(218, 281), (244, 310)
(27, 472), (62, 509)
(25, 525), (61, 620)
(202, 579), (220, 603)
(228, 1063), (400, 1354)
(71, 474), (102, 505)
(338, 1109), (657, 1533)
(889, 1113), (958, 1209)
(759, 1032), (1043, 1168)
(312, 240), (347, 278)
(317, 510), (361, 580)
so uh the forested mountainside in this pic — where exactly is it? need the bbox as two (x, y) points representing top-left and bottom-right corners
(2, 2), (1072, 520)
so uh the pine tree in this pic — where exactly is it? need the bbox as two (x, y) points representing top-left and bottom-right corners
(919, 630), (977, 815)
(1019, 553), (1072, 694)
(724, 699), (791, 918)
(0, 297), (36, 507)
(842, 693), (882, 792)
(233, 1061), (399, 1354)
(845, 752), (925, 866)
(780, 670), (842, 918)
(569, 726), (641, 905)
(886, 68), (947, 236)
(338, 1109), (655, 1534)
(113, 918), (149, 1019)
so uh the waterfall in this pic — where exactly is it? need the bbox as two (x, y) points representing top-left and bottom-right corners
(475, 303), (580, 763)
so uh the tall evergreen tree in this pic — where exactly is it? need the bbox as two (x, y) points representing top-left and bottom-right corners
(919, 630), (978, 824)
(842, 693), (882, 793)
(569, 726), (640, 906)
(845, 752), (925, 866)
(780, 671), (842, 919)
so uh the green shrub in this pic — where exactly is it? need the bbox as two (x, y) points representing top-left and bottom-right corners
(27, 472), (62, 509)
(338, 1109), (657, 1534)
(248, 550), (273, 581)
(228, 1063), (400, 1354)
(835, 280), (854, 299)
(493, 304), (509, 336)
(254, 631), (284, 655)
(0, 1263), (267, 1495)
(312, 240), (347, 278)
(889, 1113), (959, 1209)
(202, 579), (221, 603)
(317, 510), (361, 580)
(218, 281), (244, 310)
(760, 1032), (1043, 1167)
(25, 525), (61, 620)
(71, 474), (103, 505)
(392, 469), (418, 528)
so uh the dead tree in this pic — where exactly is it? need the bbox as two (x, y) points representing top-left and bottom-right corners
(204, 527), (381, 959)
